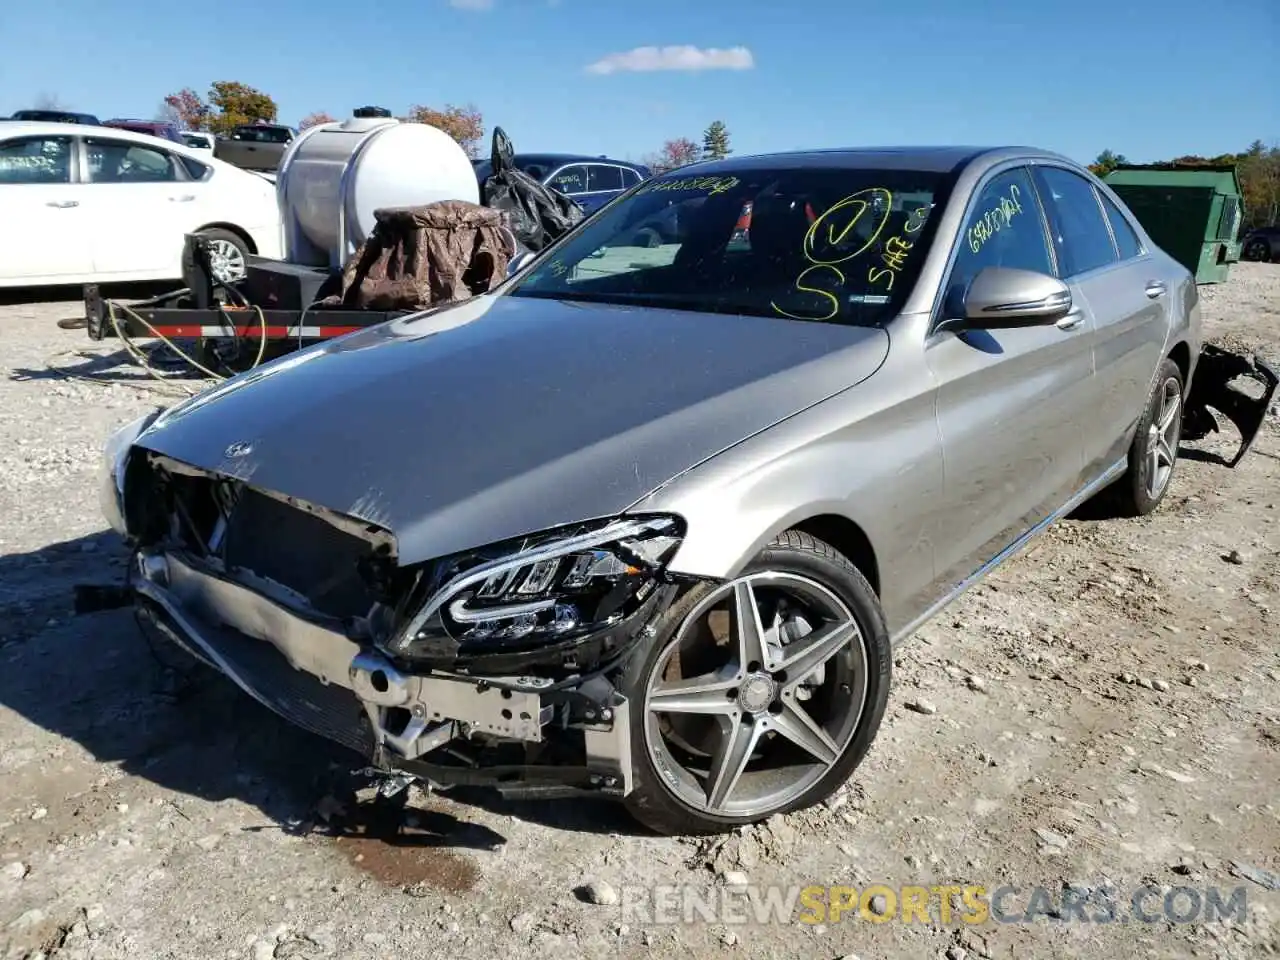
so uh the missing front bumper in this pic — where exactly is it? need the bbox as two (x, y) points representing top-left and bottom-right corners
(1184, 345), (1279, 467)
(129, 549), (636, 797)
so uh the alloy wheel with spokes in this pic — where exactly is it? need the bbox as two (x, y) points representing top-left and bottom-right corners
(640, 567), (874, 822)
(207, 238), (248, 283)
(1108, 357), (1185, 518)
(1145, 376), (1182, 500)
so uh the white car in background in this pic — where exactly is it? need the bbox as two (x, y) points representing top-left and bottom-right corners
(0, 122), (283, 287)
(180, 131), (216, 153)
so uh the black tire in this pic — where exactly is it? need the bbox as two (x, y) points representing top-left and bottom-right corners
(1109, 357), (1185, 517)
(622, 530), (892, 836)
(1244, 239), (1271, 263)
(196, 227), (252, 284)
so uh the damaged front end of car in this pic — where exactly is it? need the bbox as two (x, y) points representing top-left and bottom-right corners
(1183, 345), (1280, 467)
(102, 436), (690, 801)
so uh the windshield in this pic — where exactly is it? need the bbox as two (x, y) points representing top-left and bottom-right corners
(506, 165), (952, 326)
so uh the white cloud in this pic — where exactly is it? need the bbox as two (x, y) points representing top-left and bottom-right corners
(449, 0), (493, 9)
(585, 45), (755, 75)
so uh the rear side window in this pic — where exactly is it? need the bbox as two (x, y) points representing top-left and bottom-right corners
(587, 164), (623, 192)
(85, 138), (179, 183)
(1099, 192), (1142, 260)
(177, 155), (211, 180)
(621, 167), (642, 187)
(1035, 167), (1118, 276)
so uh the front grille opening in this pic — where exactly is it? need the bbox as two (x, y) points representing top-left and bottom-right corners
(222, 488), (384, 620)
(143, 454), (399, 623)
(383, 707), (413, 738)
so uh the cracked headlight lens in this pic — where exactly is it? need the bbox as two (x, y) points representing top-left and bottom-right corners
(388, 516), (683, 660)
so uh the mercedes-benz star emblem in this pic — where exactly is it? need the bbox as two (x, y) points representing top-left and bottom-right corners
(223, 441), (254, 459)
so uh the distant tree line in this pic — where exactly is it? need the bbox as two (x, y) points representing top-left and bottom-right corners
(155, 83), (486, 158)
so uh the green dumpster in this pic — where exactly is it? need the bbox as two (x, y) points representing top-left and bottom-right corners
(1104, 164), (1244, 284)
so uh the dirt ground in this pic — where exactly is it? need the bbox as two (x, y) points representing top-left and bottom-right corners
(1, 265), (1278, 960)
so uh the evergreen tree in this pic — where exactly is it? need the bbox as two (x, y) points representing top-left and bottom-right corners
(702, 121), (732, 161)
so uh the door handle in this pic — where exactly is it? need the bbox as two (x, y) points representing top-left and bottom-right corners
(1145, 280), (1167, 299)
(1055, 311), (1085, 331)
(45, 200), (79, 208)
(169, 194), (196, 202)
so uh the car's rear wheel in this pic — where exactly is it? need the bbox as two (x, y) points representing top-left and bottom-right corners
(198, 228), (251, 284)
(1244, 238), (1271, 263)
(1110, 357), (1184, 517)
(622, 530), (891, 836)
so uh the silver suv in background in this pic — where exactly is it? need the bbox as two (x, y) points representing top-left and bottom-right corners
(213, 123), (297, 172)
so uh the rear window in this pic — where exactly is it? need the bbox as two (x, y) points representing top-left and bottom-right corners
(233, 126), (292, 143)
(509, 165), (954, 327)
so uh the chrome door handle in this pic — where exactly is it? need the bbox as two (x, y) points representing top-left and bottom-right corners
(1056, 312), (1085, 331)
(1145, 280), (1167, 299)
(45, 200), (79, 208)
(169, 194), (196, 202)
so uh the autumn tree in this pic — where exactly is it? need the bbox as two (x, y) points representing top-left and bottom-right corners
(299, 111), (338, 130)
(702, 120), (731, 161)
(644, 138), (701, 175)
(1088, 149), (1128, 178)
(1237, 141), (1280, 227)
(205, 81), (278, 135)
(162, 88), (210, 131)
(402, 104), (485, 158)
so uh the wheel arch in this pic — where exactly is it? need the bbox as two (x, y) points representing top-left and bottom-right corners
(787, 514), (881, 596)
(195, 222), (257, 254)
(1167, 339), (1191, 385)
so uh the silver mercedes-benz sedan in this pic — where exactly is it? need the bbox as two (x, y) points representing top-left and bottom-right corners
(98, 146), (1277, 836)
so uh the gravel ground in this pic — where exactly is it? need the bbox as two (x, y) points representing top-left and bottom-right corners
(2, 266), (1279, 960)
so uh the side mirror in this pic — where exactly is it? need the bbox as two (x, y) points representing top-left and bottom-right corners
(941, 266), (1073, 332)
(507, 250), (536, 276)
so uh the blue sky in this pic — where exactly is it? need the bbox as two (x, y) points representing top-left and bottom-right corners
(1, 0), (1275, 166)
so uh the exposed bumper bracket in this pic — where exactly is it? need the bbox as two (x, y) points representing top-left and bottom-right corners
(1184, 345), (1279, 467)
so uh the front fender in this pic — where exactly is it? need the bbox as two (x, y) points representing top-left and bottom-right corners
(631, 357), (943, 636)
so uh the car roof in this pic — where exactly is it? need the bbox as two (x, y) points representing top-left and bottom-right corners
(661, 146), (1072, 175)
(0, 120), (242, 165)
(512, 152), (646, 170)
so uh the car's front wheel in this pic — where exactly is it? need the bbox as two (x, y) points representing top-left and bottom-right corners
(1110, 357), (1185, 517)
(622, 531), (891, 836)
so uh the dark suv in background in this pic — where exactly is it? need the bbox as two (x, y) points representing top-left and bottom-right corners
(473, 153), (650, 213)
(102, 118), (184, 144)
(1242, 225), (1280, 262)
(9, 109), (101, 125)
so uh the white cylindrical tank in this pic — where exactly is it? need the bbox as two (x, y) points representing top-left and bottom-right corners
(276, 115), (480, 270)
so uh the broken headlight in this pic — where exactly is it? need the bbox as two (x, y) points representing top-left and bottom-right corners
(387, 516), (683, 661)
(98, 408), (163, 536)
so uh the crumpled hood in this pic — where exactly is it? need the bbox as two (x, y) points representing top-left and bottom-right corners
(135, 295), (888, 563)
